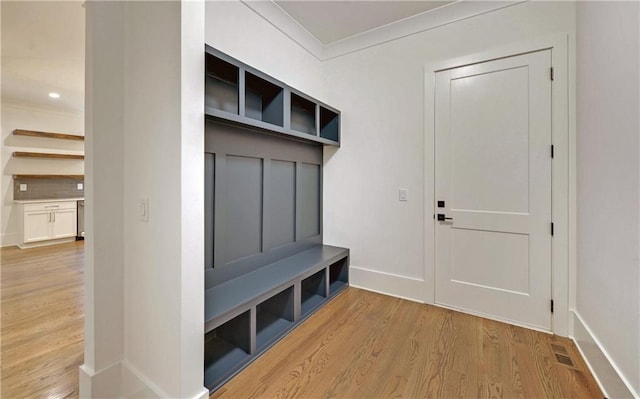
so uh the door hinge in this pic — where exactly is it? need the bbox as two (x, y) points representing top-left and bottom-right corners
(551, 222), (554, 236)
(551, 299), (554, 313)
(550, 67), (554, 81)
(551, 145), (554, 158)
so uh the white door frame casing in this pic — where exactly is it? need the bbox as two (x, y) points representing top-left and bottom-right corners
(423, 34), (571, 336)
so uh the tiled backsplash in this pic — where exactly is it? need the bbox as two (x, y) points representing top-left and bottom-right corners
(14, 177), (84, 200)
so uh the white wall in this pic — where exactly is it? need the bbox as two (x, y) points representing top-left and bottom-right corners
(81, 2), (207, 398)
(1, 103), (84, 247)
(205, 1), (576, 301)
(81, 2), (125, 396)
(203, 1), (579, 311)
(205, 0), (325, 103)
(576, 2), (640, 397)
(82, 1), (322, 396)
(321, 2), (575, 300)
(122, 2), (205, 397)
(79, 1), (638, 397)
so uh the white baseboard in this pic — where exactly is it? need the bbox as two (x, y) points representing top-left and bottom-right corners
(120, 360), (158, 398)
(571, 311), (638, 399)
(79, 362), (123, 398)
(349, 266), (424, 303)
(192, 387), (211, 399)
(17, 236), (76, 249)
(122, 360), (209, 399)
(80, 361), (209, 399)
(1, 232), (21, 248)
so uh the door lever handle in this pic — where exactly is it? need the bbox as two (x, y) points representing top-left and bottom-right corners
(437, 214), (453, 221)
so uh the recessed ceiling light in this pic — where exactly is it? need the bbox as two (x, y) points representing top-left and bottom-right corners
(48, 92), (60, 99)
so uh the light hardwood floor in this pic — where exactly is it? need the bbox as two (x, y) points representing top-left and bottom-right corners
(212, 288), (603, 399)
(1, 241), (84, 399)
(1, 242), (602, 398)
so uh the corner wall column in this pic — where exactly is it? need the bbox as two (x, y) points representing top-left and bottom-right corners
(81, 1), (207, 398)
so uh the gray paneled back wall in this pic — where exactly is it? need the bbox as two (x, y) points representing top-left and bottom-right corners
(205, 120), (322, 288)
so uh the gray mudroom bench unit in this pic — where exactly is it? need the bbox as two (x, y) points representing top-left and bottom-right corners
(204, 45), (349, 392)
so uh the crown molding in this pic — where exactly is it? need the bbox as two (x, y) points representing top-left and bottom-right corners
(323, 1), (526, 60)
(241, 0), (325, 60)
(242, 1), (526, 61)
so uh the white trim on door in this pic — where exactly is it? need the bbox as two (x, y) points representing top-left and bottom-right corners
(423, 33), (572, 336)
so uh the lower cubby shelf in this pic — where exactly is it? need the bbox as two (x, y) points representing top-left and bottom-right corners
(256, 286), (295, 351)
(301, 269), (327, 317)
(204, 310), (251, 388)
(204, 245), (349, 393)
(204, 337), (250, 387)
(329, 258), (349, 296)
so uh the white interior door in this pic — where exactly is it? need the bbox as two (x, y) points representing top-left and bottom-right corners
(434, 50), (552, 331)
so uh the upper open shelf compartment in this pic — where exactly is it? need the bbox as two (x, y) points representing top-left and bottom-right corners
(205, 46), (340, 146)
(290, 94), (316, 136)
(245, 72), (284, 127)
(206, 56), (239, 115)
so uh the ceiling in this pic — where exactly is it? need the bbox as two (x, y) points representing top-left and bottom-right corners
(275, 0), (453, 45)
(0, 0), (456, 115)
(1, 1), (85, 114)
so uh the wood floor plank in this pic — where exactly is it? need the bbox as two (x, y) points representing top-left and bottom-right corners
(1, 242), (84, 399)
(212, 288), (603, 399)
(1, 242), (603, 399)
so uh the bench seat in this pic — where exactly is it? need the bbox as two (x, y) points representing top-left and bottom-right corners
(204, 244), (349, 392)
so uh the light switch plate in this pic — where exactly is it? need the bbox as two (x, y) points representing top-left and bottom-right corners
(139, 198), (149, 222)
(19, 184), (27, 192)
(399, 188), (408, 202)
(77, 183), (83, 190)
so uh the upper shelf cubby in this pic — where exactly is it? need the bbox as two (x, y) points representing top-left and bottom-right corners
(205, 55), (239, 115)
(290, 94), (316, 136)
(245, 72), (284, 127)
(205, 46), (340, 146)
(320, 107), (340, 142)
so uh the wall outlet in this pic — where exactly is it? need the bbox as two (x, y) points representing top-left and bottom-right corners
(399, 188), (408, 202)
(19, 184), (27, 192)
(77, 183), (83, 190)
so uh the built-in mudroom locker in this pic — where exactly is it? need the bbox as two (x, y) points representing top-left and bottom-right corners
(203, 46), (350, 393)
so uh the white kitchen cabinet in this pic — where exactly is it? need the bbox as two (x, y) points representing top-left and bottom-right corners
(49, 208), (77, 239)
(19, 200), (78, 248)
(24, 210), (52, 242)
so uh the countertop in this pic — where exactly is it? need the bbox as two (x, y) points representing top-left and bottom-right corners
(14, 198), (84, 204)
